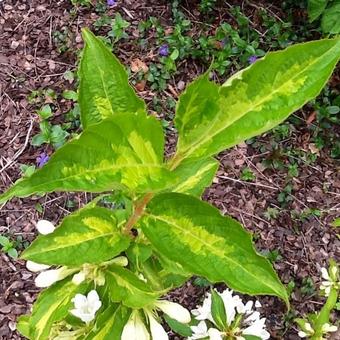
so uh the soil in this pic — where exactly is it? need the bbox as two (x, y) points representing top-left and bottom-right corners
(0, 1), (339, 339)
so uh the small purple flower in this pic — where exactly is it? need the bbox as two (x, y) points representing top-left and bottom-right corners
(36, 152), (49, 168)
(107, 0), (117, 7)
(248, 55), (258, 64)
(159, 44), (169, 57)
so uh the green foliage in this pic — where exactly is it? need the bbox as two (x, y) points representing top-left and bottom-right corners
(108, 13), (130, 43)
(308, 0), (340, 34)
(1, 29), (340, 339)
(0, 235), (18, 259)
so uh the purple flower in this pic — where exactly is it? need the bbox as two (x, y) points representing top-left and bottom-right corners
(248, 55), (258, 64)
(36, 152), (49, 168)
(107, 0), (117, 7)
(159, 44), (169, 57)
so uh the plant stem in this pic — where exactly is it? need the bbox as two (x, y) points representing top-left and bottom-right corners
(123, 192), (154, 235)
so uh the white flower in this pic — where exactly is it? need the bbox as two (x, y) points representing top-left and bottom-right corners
(189, 321), (209, 339)
(122, 311), (150, 340)
(155, 300), (191, 324)
(305, 323), (313, 332)
(35, 267), (74, 287)
(26, 260), (50, 272)
(36, 220), (55, 235)
(242, 316), (270, 339)
(70, 290), (102, 323)
(321, 323), (337, 333)
(146, 311), (168, 340)
(190, 289), (269, 340)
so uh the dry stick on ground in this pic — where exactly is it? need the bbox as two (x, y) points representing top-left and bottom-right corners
(0, 119), (34, 175)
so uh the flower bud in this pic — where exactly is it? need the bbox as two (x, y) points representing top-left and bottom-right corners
(322, 323), (337, 333)
(72, 271), (86, 285)
(112, 256), (128, 267)
(155, 301), (191, 324)
(122, 312), (150, 340)
(36, 220), (55, 235)
(35, 267), (73, 287)
(26, 260), (51, 272)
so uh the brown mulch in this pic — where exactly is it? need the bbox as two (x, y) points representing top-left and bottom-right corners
(0, 1), (339, 339)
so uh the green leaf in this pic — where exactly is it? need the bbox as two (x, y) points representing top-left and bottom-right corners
(62, 90), (78, 101)
(85, 305), (131, 340)
(173, 39), (340, 162)
(321, 3), (340, 34)
(106, 264), (161, 308)
(331, 218), (340, 227)
(164, 314), (192, 337)
(37, 105), (53, 120)
(308, 0), (328, 22)
(31, 133), (49, 147)
(17, 315), (31, 338)
(0, 112), (173, 205)
(79, 29), (145, 129)
(140, 193), (289, 304)
(170, 157), (219, 196)
(0, 235), (10, 247)
(7, 247), (18, 259)
(22, 206), (130, 266)
(29, 279), (88, 340)
(211, 289), (227, 329)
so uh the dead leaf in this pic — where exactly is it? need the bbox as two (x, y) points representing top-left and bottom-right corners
(131, 58), (148, 73)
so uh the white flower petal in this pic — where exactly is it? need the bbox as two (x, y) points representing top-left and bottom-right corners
(255, 301), (262, 308)
(70, 308), (95, 323)
(26, 260), (50, 272)
(156, 301), (191, 324)
(298, 331), (307, 338)
(322, 323), (337, 333)
(36, 220), (55, 235)
(331, 266), (338, 278)
(122, 312), (150, 340)
(192, 294), (213, 322)
(72, 294), (88, 309)
(147, 312), (168, 340)
(219, 289), (237, 325)
(207, 327), (223, 340)
(305, 323), (313, 332)
(189, 321), (209, 340)
(321, 267), (330, 281)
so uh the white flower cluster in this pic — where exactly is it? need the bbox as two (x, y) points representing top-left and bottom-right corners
(121, 300), (191, 340)
(189, 289), (270, 340)
(297, 320), (337, 338)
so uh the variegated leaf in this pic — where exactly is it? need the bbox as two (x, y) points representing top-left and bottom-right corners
(106, 264), (162, 308)
(84, 305), (131, 340)
(174, 38), (340, 163)
(22, 206), (130, 266)
(0, 112), (173, 205)
(140, 193), (289, 304)
(79, 29), (146, 129)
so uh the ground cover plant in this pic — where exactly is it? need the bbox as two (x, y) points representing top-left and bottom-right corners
(1, 24), (340, 339)
(0, 1), (339, 339)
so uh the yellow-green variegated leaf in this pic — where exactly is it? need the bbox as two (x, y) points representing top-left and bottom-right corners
(0, 112), (173, 205)
(85, 305), (131, 340)
(79, 29), (146, 129)
(106, 264), (162, 308)
(140, 193), (289, 304)
(174, 39), (340, 162)
(169, 157), (219, 196)
(21, 206), (130, 266)
(29, 279), (88, 340)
